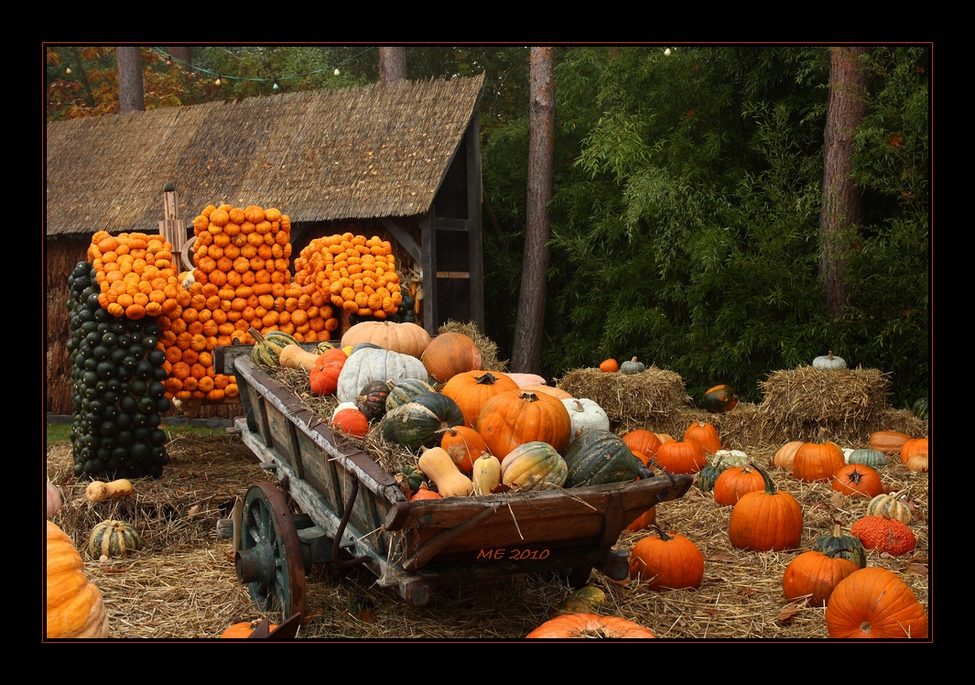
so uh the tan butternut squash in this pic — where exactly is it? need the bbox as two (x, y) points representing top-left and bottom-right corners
(471, 453), (502, 495)
(417, 446), (473, 497)
(85, 479), (135, 503)
(278, 344), (321, 372)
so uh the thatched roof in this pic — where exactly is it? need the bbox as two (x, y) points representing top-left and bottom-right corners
(45, 74), (486, 237)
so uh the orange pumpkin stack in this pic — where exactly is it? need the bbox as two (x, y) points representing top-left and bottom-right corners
(89, 231), (181, 321)
(292, 233), (404, 323)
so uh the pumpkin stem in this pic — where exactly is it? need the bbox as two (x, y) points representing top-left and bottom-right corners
(749, 462), (779, 495)
(248, 327), (266, 344)
(650, 523), (673, 542)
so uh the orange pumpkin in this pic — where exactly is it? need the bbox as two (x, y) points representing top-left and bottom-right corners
(831, 463), (884, 498)
(47, 521), (110, 638)
(598, 358), (619, 373)
(899, 437), (928, 465)
(340, 320), (432, 358)
(683, 421), (722, 455)
(220, 619), (279, 638)
(628, 527), (704, 591)
(782, 550), (859, 606)
(440, 370), (520, 428)
(332, 406), (369, 437)
(621, 429), (662, 464)
(475, 389), (572, 460)
(654, 439), (708, 474)
(420, 331), (483, 384)
(728, 464), (803, 552)
(792, 441), (845, 483)
(309, 347), (348, 396)
(712, 464), (765, 506)
(625, 506), (657, 532)
(526, 613), (655, 639)
(825, 568), (928, 638)
(409, 482), (443, 500)
(440, 425), (492, 475)
(772, 440), (804, 470)
(869, 430), (912, 454)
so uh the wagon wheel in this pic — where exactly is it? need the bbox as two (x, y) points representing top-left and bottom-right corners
(234, 483), (307, 620)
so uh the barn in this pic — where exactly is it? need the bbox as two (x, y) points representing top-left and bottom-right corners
(45, 74), (487, 417)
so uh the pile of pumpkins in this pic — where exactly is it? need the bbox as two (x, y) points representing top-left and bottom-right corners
(640, 417), (929, 638)
(250, 320), (661, 501)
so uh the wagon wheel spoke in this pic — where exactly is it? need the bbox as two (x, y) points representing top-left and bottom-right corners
(235, 483), (306, 620)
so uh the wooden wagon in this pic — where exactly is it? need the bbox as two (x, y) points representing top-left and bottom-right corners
(218, 348), (693, 616)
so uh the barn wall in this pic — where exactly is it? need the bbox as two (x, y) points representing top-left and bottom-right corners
(46, 237), (90, 415)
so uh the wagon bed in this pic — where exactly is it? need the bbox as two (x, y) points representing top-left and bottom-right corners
(218, 347), (693, 614)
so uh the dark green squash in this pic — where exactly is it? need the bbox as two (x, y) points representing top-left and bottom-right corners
(248, 328), (299, 366)
(697, 458), (730, 493)
(811, 524), (868, 569)
(378, 391), (464, 450)
(562, 429), (651, 488)
(701, 384), (738, 413)
(356, 380), (392, 422)
(385, 378), (437, 412)
(395, 464), (428, 499)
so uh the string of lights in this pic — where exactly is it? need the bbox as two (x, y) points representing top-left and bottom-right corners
(150, 46), (378, 88)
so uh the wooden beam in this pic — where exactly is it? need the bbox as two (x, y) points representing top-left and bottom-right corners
(380, 217), (421, 262)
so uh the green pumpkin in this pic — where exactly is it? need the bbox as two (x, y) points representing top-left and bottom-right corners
(248, 328), (299, 366)
(811, 526), (868, 569)
(385, 378), (438, 412)
(562, 429), (650, 488)
(356, 380), (392, 422)
(912, 397), (929, 420)
(701, 384), (738, 413)
(378, 391), (464, 450)
(697, 461), (729, 493)
(395, 464), (428, 498)
(88, 519), (142, 559)
(619, 356), (646, 375)
(500, 441), (568, 491)
(846, 448), (888, 469)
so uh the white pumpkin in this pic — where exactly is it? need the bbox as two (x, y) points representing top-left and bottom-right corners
(812, 351), (847, 370)
(561, 398), (610, 438)
(335, 347), (429, 404)
(713, 449), (749, 468)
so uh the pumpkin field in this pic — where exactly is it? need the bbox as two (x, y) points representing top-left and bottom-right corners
(45, 328), (930, 640)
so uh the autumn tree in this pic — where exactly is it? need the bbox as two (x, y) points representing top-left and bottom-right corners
(509, 47), (555, 374)
(819, 46), (869, 317)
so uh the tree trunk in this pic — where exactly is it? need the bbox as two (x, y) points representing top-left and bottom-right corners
(116, 46), (145, 113)
(379, 47), (407, 87)
(510, 47), (555, 375)
(169, 46), (193, 74)
(819, 46), (868, 317)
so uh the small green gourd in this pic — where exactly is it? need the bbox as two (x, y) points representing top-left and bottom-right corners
(619, 356), (646, 375)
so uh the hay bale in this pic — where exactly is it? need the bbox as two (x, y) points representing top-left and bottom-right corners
(557, 366), (691, 425)
(757, 366), (892, 444)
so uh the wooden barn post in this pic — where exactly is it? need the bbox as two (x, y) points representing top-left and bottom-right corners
(158, 182), (189, 271)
